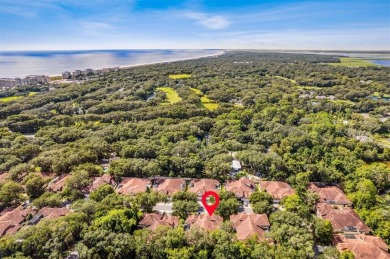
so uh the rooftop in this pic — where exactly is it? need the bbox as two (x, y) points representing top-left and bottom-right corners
(139, 213), (179, 230)
(90, 174), (116, 193)
(185, 214), (223, 231)
(154, 178), (186, 196)
(0, 206), (33, 237)
(309, 183), (351, 205)
(230, 213), (270, 241)
(116, 178), (151, 195)
(47, 174), (70, 192)
(259, 181), (294, 201)
(225, 177), (255, 198)
(188, 179), (220, 197)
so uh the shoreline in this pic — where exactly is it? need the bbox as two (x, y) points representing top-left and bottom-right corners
(43, 51), (223, 78)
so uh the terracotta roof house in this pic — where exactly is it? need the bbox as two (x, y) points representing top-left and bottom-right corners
(154, 178), (186, 196)
(259, 181), (294, 203)
(230, 213), (270, 241)
(0, 206), (33, 237)
(139, 213), (179, 230)
(116, 178), (151, 195)
(309, 183), (352, 206)
(0, 172), (10, 183)
(333, 234), (390, 259)
(316, 203), (370, 234)
(89, 174), (116, 192)
(29, 207), (70, 225)
(188, 179), (220, 197)
(185, 214), (223, 231)
(47, 175), (71, 192)
(225, 177), (255, 199)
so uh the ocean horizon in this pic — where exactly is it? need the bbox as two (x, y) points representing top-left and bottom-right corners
(0, 49), (223, 78)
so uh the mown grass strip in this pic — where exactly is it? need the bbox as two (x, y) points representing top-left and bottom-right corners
(156, 87), (182, 104)
(169, 74), (191, 79)
(327, 57), (376, 67)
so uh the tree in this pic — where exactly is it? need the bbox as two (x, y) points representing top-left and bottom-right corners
(350, 179), (377, 209)
(249, 191), (273, 214)
(340, 250), (355, 259)
(0, 181), (23, 207)
(32, 192), (62, 209)
(135, 191), (167, 213)
(172, 200), (199, 220)
(317, 247), (340, 259)
(314, 218), (333, 245)
(93, 209), (140, 233)
(62, 170), (91, 201)
(22, 174), (47, 198)
(90, 184), (115, 202)
(215, 191), (239, 220)
(281, 194), (310, 217)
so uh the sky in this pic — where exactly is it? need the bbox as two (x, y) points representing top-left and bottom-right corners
(0, 0), (389, 51)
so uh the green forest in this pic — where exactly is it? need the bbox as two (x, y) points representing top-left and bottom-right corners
(0, 51), (389, 258)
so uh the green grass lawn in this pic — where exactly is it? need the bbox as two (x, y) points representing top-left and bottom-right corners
(200, 96), (219, 111)
(169, 74), (191, 79)
(156, 87), (182, 104)
(327, 57), (376, 67)
(0, 96), (23, 102)
(189, 87), (203, 96)
(331, 99), (355, 106)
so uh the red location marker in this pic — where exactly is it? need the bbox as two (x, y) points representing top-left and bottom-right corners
(202, 191), (220, 216)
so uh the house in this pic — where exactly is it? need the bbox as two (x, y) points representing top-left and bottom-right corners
(89, 174), (116, 193)
(47, 175), (71, 192)
(0, 206), (33, 237)
(188, 179), (220, 197)
(116, 178), (151, 195)
(230, 213), (270, 241)
(29, 207), (70, 225)
(333, 234), (389, 259)
(316, 203), (370, 234)
(308, 183), (352, 206)
(139, 213), (179, 230)
(225, 177), (256, 200)
(154, 178), (186, 196)
(259, 181), (294, 203)
(185, 214), (223, 231)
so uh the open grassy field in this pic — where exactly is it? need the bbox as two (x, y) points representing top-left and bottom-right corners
(28, 92), (38, 96)
(169, 74), (191, 79)
(0, 96), (23, 102)
(156, 87), (182, 104)
(327, 57), (376, 67)
(189, 87), (203, 96)
(200, 96), (219, 111)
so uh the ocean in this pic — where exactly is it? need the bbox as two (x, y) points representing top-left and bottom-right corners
(0, 49), (223, 78)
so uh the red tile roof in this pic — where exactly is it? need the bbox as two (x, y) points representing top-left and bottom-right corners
(116, 178), (151, 195)
(154, 179), (185, 196)
(225, 177), (255, 198)
(230, 213), (270, 241)
(0, 206), (32, 237)
(309, 183), (352, 205)
(90, 174), (116, 192)
(37, 207), (70, 220)
(333, 234), (390, 259)
(188, 179), (220, 196)
(139, 213), (179, 230)
(316, 203), (371, 234)
(259, 181), (294, 200)
(47, 175), (70, 192)
(185, 214), (223, 231)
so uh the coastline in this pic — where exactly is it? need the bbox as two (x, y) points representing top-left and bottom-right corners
(47, 51), (225, 78)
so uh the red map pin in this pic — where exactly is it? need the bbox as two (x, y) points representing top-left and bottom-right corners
(201, 191), (220, 216)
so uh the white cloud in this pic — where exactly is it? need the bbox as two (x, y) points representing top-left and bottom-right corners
(184, 11), (230, 29)
(81, 21), (111, 30)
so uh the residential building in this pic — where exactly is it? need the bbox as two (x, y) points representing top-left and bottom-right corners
(62, 71), (72, 79)
(116, 178), (151, 195)
(47, 175), (71, 192)
(231, 160), (242, 172)
(154, 178), (186, 196)
(230, 213), (270, 241)
(139, 213), (179, 230)
(188, 179), (220, 197)
(29, 207), (70, 225)
(259, 181), (294, 203)
(0, 206), (33, 237)
(316, 203), (370, 234)
(333, 234), (389, 259)
(89, 174), (116, 193)
(185, 214), (223, 231)
(309, 183), (352, 206)
(225, 177), (256, 200)
(0, 78), (18, 87)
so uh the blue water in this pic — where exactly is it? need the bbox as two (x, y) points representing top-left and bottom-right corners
(0, 49), (223, 78)
(370, 60), (390, 67)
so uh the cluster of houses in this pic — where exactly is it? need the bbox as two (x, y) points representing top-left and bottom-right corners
(61, 67), (120, 79)
(0, 75), (50, 89)
(0, 171), (389, 259)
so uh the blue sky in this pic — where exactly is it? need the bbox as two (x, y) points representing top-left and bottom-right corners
(0, 0), (389, 50)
